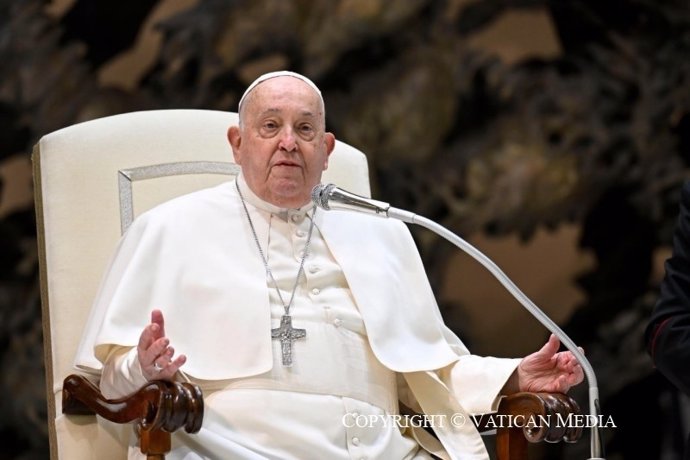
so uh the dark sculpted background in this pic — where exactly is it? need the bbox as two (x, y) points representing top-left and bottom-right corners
(1, 0), (689, 458)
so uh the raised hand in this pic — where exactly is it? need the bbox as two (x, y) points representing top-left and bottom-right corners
(137, 309), (187, 381)
(516, 334), (584, 393)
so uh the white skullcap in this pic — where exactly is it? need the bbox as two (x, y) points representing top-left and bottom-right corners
(237, 70), (323, 113)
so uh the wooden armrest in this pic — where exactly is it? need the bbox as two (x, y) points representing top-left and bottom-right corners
(491, 392), (582, 460)
(62, 374), (204, 460)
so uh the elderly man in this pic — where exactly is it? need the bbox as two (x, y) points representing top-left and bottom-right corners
(77, 71), (583, 459)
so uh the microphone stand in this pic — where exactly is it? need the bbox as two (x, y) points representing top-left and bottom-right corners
(312, 183), (606, 458)
(385, 207), (605, 460)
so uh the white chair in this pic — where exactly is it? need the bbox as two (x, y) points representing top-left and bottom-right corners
(33, 109), (371, 459)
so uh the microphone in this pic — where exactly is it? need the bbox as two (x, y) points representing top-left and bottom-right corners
(311, 183), (391, 216)
(312, 183), (606, 460)
(311, 183), (416, 223)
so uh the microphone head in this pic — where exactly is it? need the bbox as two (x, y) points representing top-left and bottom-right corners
(311, 183), (336, 210)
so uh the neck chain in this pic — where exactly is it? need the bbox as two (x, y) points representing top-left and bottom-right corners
(235, 180), (316, 366)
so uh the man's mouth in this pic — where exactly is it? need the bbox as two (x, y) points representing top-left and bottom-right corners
(274, 161), (300, 168)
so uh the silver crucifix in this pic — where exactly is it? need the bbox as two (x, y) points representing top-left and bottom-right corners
(271, 314), (306, 367)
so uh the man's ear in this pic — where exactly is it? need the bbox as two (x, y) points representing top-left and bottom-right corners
(227, 126), (242, 163)
(323, 132), (336, 170)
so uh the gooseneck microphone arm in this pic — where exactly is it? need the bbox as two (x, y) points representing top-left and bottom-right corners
(312, 183), (605, 460)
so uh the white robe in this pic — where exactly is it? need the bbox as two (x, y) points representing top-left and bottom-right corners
(75, 177), (519, 459)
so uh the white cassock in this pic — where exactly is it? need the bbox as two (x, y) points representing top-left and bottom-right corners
(75, 174), (520, 460)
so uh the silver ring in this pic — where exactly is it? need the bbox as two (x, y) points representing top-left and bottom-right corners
(153, 362), (163, 372)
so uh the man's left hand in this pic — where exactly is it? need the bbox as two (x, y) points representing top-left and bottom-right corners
(514, 334), (585, 393)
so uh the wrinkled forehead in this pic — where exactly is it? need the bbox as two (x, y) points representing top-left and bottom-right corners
(238, 71), (323, 114)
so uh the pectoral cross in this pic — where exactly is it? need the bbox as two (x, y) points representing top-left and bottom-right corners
(271, 314), (306, 367)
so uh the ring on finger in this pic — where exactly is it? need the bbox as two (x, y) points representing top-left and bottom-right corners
(153, 362), (163, 372)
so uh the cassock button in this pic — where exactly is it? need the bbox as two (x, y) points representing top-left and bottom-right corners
(333, 318), (342, 327)
(311, 288), (320, 295)
(309, 265), (319, 274)
(296, 229), (305, 237)
(351, 437), (360, 446)
(291, 214), (301, 223)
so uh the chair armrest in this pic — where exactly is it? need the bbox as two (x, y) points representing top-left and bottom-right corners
(487, 392), (582, 460)
(62, 374), (204, 460)
(498, 392), (582, 443)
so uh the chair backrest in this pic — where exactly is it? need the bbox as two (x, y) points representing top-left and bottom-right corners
(33, 109), (371, 459)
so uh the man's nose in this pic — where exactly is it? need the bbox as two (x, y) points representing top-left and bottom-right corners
(278, 127), (297, 152)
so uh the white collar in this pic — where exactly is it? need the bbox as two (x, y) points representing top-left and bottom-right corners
(236, 173), (314, 222)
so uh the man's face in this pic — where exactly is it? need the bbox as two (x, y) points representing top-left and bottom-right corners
(227, 76), (335, 208)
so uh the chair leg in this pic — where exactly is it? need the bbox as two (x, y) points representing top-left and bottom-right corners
(140, 429), (171, 460)
(496, 427), (528, 460)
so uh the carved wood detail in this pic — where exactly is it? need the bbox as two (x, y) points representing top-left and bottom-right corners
(62, 374), (203, 459)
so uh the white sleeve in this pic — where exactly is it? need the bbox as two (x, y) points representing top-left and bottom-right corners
(99, 346), (149, 400)
(439, 356), (521, 415)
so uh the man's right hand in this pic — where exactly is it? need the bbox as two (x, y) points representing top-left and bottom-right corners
(138, 309), (187, 381)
